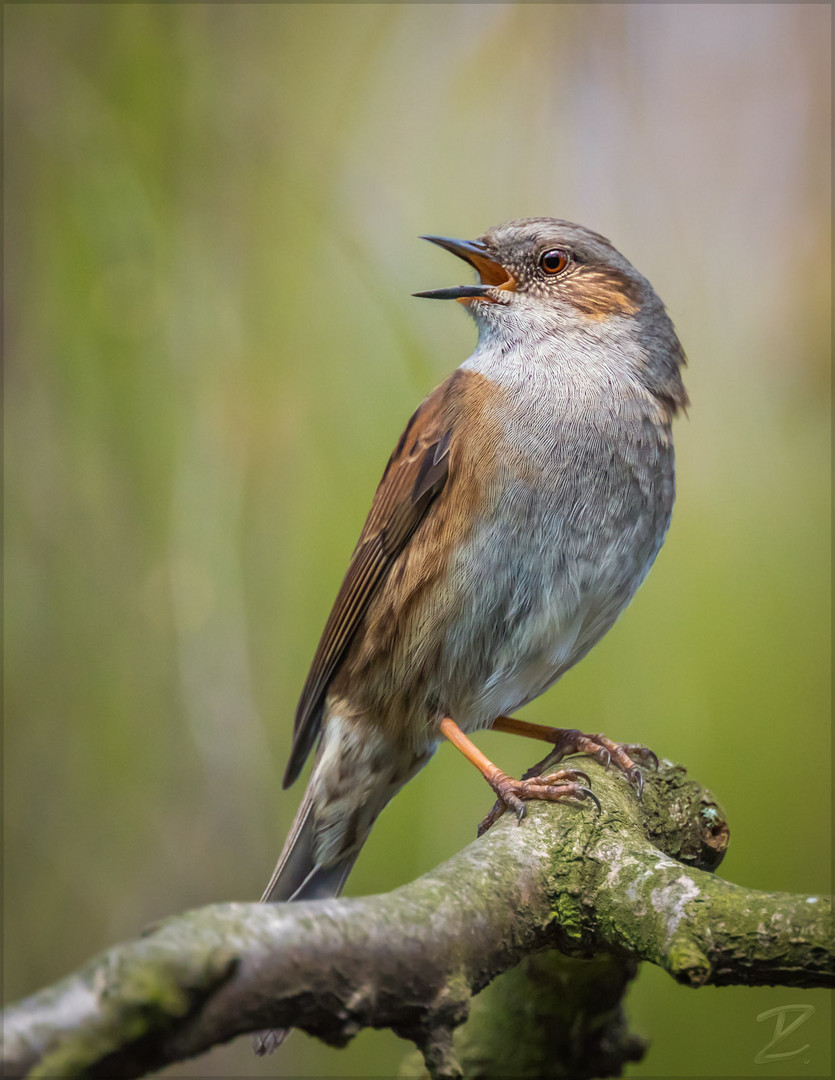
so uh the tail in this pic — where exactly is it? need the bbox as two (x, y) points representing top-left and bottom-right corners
(253, 733), (430, 1054)
(253, 783), (361, 1056)
(259, 785), (358, 903)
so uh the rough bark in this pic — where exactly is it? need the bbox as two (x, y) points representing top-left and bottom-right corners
(2, 758), (831, 1080)
(397, 951), (647, 1080)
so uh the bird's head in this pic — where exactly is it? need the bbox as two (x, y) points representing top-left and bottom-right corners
(416, 218), (688, 411)
(417, 218), (654, 321)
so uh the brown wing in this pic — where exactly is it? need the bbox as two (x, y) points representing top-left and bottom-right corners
(282, 383), (454, 788)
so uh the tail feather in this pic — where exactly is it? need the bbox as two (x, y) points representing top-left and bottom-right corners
(254, 730), (429, 1053)
(254, 783), (360, 1054)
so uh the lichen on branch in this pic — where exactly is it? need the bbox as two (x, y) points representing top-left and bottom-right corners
(2, 759), (831, 1080)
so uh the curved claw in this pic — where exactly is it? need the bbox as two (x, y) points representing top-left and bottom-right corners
(579, 786), (602, 815)
(627, 767), (644, 797)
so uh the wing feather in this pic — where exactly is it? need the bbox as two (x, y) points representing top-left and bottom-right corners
(282, 384), (454, 787)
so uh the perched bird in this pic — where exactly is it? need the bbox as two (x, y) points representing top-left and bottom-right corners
(260, 217), (687, 909)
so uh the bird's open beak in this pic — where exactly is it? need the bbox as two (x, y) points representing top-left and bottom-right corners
(414, 236), (516, 301)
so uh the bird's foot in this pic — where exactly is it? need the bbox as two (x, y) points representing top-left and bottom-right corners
(477, 766), (600, 837)
(527, 728), (658, 796)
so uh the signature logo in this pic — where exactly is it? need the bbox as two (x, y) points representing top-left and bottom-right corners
(755, 1004), (815, 1064)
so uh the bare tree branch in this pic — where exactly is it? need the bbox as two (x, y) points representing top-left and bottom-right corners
(2, 759), (831, 1080)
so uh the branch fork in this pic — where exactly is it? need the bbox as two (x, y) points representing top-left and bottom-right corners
(2, 759), (831, 1079)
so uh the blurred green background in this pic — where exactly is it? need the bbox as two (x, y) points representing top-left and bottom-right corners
(4, 5), (830, 1077)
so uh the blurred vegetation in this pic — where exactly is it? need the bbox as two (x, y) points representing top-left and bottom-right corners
(4, 5), (830, 1078)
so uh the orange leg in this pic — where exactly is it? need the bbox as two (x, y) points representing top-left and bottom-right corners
(439, 716), (599, 836)
(491, 714), (657, 793)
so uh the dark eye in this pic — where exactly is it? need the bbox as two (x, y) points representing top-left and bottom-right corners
(539, 248), (570, 275)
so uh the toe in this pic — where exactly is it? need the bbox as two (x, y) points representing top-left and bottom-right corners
(624, 744), (659, 770)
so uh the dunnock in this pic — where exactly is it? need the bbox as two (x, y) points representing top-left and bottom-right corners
(261, 217), (687, 908)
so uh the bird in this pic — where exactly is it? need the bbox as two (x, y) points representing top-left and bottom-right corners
(259, 216), (688, 912)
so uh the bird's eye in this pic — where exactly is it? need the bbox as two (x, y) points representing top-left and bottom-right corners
(539, 249), (570, 275)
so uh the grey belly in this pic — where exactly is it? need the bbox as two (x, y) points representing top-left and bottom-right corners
(437, 478), (667, 733)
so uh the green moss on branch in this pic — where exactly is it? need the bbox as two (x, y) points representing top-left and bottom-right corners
(2, 760), (831, 1080)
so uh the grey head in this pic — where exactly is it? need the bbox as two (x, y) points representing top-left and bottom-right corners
(417, 217), (689, 412)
